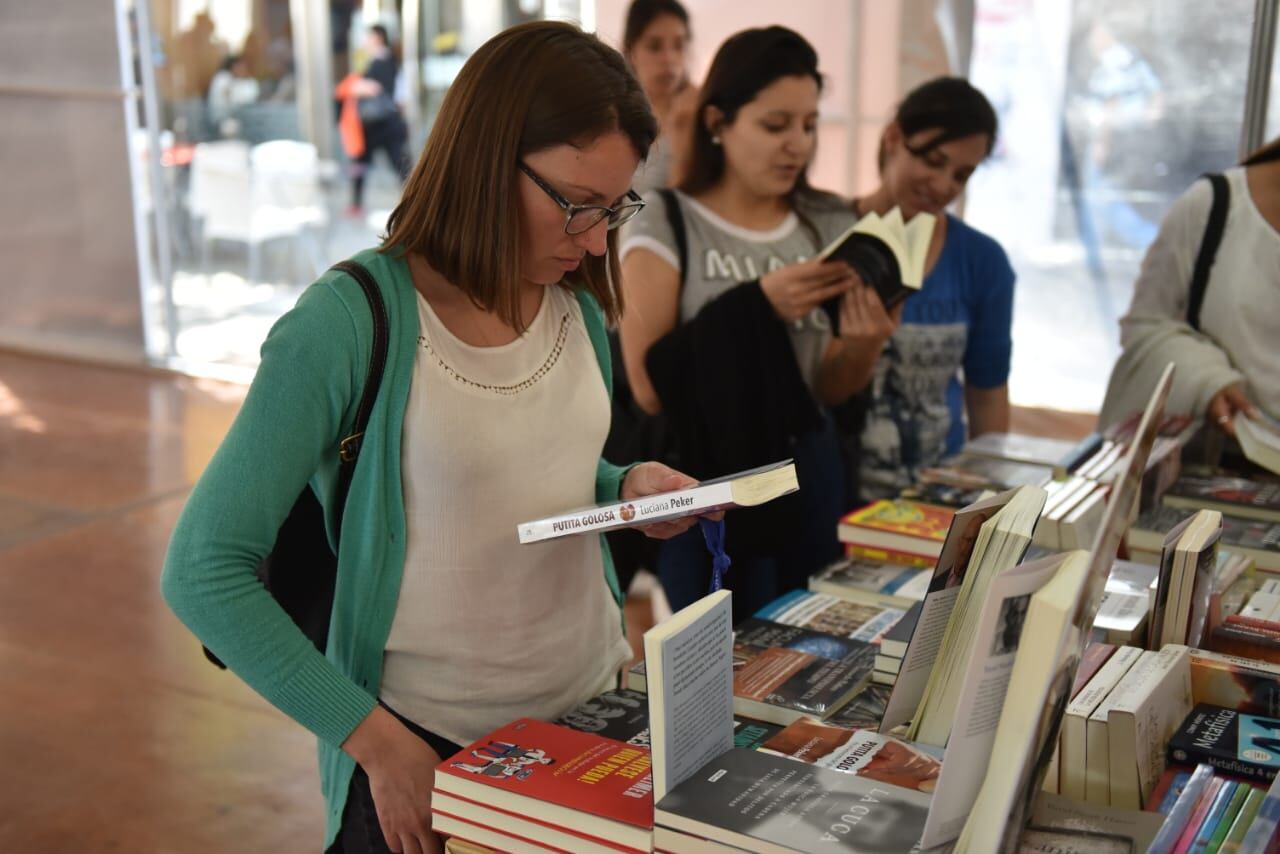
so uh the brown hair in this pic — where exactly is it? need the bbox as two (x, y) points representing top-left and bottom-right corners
(679, 26), (822, 198)
(1243, 136), (1280, 167)
(382, 21), (656, 331)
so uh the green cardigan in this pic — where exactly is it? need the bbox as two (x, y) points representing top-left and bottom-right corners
(160, 248), (631, 848)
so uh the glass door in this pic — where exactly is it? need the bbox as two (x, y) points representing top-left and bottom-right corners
(966, 0), (1258, 412)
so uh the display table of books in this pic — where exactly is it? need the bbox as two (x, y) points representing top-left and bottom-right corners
(432, 368), (1280, 853)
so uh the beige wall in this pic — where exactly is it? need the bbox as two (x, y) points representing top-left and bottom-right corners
(0, 2), (147, 363)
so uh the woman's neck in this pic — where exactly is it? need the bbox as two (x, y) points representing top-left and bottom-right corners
(408, 253), (542, 347)
(695, 178), (792, 231)
(1246, 160), (1280, 235)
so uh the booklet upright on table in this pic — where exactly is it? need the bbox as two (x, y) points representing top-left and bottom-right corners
(516, 460), (797, 544)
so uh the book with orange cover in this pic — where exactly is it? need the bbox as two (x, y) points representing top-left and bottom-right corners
(838, 499), (953, 559)
(845, 543), (937, 569)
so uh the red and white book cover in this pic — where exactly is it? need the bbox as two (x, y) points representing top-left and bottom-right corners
(433, 718), (654, 833)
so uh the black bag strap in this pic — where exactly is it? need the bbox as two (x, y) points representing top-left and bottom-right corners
(657, 188), (687, 288)
(330, 259), (390, 521)
(1187, 172), (1229, 332)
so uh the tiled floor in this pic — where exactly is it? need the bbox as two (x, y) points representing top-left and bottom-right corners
(0, 349), (1094, 851)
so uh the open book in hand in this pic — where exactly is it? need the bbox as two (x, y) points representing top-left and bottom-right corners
(817, 206), (936, 320)
(516, 460), (797, 544)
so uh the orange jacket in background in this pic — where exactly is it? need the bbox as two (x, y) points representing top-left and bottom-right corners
(335, 74), (366, 159)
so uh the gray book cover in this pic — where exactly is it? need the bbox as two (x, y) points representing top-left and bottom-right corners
(656, 747), (930, 852)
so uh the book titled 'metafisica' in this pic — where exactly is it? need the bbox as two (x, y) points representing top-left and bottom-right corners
(1168, 703), (1280, 781)
(517, 460), (798, 544)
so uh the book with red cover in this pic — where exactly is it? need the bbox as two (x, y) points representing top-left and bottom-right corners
(838, 499), (953, 559)
(433, 718), (653, 851)
(1071, 642), (1118, 700)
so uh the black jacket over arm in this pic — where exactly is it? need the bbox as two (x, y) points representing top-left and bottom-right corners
(645, 281), (824, 556)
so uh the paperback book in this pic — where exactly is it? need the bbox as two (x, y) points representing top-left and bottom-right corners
(517, 460), (796, 544)
(1167, 704), (1280, 782)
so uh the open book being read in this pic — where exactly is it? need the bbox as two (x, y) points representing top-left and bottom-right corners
(517, 460), (797, 544)
(817, 206), (936, 327)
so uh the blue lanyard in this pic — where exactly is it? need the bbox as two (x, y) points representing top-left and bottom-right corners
(699, 518), (732, 593)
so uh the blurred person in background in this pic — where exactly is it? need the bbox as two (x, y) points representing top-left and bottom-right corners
(618, 26), (898, 618)
(344, 23), (410, 217)
(605, 0), (698, 600)
(849, 77), (1014, 500)
(622, 0), (697, 193)
(1101, 137), (1280, 433)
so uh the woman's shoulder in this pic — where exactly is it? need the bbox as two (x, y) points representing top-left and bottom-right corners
(944, 215), (1012, 272)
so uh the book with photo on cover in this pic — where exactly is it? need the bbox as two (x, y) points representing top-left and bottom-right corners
(517, 460), (796, 544)
(655, 746), (932, 854)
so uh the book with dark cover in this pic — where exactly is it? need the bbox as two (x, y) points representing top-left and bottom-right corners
(655, 747), (931, 853)
(732, 638), (874, 725)
(559, 690), (783, 753)
(1129, 505), (1280, 570)
(1164, 476), (1280, 523)
(824, 683), (892, 731)
(733, 617), (877, 664)
(558, 689), (651, 746)
(877, 600), (921, 660)
(733, 717), (783, 750)
(1168, 704), (1280, 782)
(920, 452), (1055, 491)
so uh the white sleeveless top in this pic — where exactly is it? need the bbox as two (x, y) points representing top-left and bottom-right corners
(380, 284), (631, 746)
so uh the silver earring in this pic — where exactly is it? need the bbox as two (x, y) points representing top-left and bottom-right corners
(711, 135), (721, 146)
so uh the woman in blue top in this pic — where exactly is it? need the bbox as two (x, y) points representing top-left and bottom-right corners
(851, 77), (1016, 499)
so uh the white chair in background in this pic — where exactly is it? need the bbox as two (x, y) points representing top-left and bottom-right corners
(250, 139), (329, 280)
(187, 139), (329, 285)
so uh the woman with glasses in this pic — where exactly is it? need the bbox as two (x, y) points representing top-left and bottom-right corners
(618, 27), (900, 618)
(163, 22), (699, 854)
(851, 77), (1014, 500)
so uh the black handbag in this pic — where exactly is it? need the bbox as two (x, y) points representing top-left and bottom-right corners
(204, 259), (390, 669)
(357, 92), (399, 124)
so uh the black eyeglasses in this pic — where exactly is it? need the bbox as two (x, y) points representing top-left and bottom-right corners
(518, 162), (645, 235)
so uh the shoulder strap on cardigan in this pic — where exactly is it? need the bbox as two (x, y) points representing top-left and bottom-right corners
(1187, 172), (1229, 332)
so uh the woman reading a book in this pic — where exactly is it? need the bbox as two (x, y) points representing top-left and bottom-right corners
(618, 26), (900, 617)
(849, 77), (1015, 500)
(163, 22), (706, 854)
(1101, 137), (1280, 434)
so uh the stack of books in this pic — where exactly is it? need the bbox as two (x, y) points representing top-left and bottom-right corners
(807, 555), (932, 610)
(431, 717), (654, 853)
(872, 600), (919, 686)
(836, 498), (950, 568)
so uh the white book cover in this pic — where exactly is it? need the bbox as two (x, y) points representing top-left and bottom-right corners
(643, 590), (735, 802)
(908, 486), (1047, 747)
(956, 550), (1094, 853)
(1085, 650), (1159, 805)
(916, 554), (1066, 849)
(1059, 646), (1143, 801)
(517, 460), (795, 544)
(1106, 644), (1192, 809)
(880, 491), (1016, 733)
